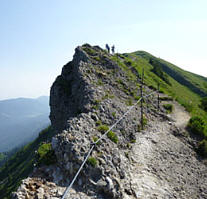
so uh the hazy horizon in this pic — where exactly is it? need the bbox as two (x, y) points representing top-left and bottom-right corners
(1, 0), (207, 100)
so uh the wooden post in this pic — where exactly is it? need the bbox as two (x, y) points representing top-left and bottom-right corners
(157, 83), (160, 110)
(140, 68), (144, 130)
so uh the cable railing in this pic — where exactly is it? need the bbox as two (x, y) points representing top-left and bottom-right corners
(62, 90), (158, 199)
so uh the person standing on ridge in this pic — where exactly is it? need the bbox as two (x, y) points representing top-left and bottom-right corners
(106, 44), (110, 53)
(112, 45), (115, 54)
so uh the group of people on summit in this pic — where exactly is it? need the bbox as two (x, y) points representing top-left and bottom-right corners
(106, 44), (115, 54)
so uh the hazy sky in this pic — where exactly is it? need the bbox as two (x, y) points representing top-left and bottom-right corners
(0, 0), (207, 100)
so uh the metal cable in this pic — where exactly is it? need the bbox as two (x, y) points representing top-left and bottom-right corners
(62, 145), (95, 199)
(95, 91), (157, 144)
(61, 90), (157, 199)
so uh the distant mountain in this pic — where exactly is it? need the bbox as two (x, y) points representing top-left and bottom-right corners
(0, 96), (50, 152)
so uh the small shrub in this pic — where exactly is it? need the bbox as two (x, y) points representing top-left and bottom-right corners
(127, 143), (131, 148)
(82, 46), (96, 56)
(134, 96), (141, 101)
(97, 125), (109, 133)
(197, 139), (207, 158)
(97, 79), (103, 86)
(187, 116), (206, 137)
(181, 102), (193, 112)
(112, 112), (116, 117)
(149, 85), (157, 91)
(201, 97), (207, 112)
(87, 157), (97, 167)
(96, 120), (102, 126)
(160, 96), (173, 101)
(130, 139), (136, 143)
(107, 131), (118, 144)
(92, 99), (101, 110)
(163, 104), (173, 113)
(159, 90), (164, 94)
(93, 56), (101, 62)
(124, 60), (132, 66)
(143, 116), (148, 127)
(92, 136), (101, 145)
(37, 143), (56, 165)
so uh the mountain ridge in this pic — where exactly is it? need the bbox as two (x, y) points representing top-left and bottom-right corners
(1, 44), (206, 198)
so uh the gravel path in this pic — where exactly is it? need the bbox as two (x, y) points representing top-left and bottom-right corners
(129, 102), (207, 199)
(169, 101), (191, 128)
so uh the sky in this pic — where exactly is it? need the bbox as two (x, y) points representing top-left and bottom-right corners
(0, 0), (207, 100)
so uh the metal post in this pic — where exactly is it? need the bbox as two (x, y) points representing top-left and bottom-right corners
(157, 83), (160, 110)
(140, 68), (144, 130)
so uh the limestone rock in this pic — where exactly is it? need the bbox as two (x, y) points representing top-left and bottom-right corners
(12, 44), (207, 199)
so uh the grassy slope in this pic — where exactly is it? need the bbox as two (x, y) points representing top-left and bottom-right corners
(133, 51), (207, 94)
(0, 126), (55, 199)
(118, 51), (207, 121)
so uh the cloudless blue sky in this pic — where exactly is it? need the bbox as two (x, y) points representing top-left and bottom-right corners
(0, 0), (207, 99)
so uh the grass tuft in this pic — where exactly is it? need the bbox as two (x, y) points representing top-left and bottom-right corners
(87, 157), (97, 167)
(107, 131), (118, 144)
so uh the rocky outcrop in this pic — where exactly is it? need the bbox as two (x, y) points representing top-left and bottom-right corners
(12, 44), (207, 199)
(49, 46), (93, 132)
(48, 44), (155, 198)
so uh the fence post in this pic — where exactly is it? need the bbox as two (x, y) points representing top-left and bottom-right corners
(157, 83), (160, 110)
(140, 68), (144, 130)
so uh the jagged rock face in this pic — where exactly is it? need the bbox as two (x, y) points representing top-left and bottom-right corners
(48, 44), (152, 198)
(13, 44), (207, 199)
(49, 46), (94, 132)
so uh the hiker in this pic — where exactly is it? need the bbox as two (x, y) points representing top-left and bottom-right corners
(112, 45), (115, 54)
(106, 44), (110, 53)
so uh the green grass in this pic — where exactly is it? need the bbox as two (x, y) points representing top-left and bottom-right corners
(92, 99), (101, 110)
(95, 120), (102, 126)
(112, 112), (116, 117)
(130, 139), (136, 143)
(187, 116), (207, 138)
(143, 116), (148, 127)
(160, 96), (173, 101)
(87, 157), (97, 167)
(0, 126), (56, 198)
(198, 139), (207, 158)
(112, 51), (207, 122)
(92, 136), (101, 145)
(82, 45), (97, 56)
(107, 131), (118, 144)
(97, 125), (109, 133)
(111, 51), (207, 141)
(201, 97), (207, 111)
(37, 143), (56, 166)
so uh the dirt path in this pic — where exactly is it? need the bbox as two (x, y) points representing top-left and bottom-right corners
(169, 101), (191, 128)
(128, 102), (207, 199)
